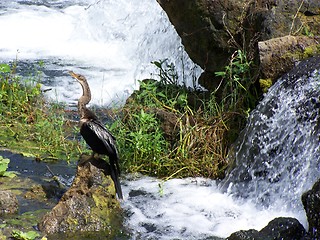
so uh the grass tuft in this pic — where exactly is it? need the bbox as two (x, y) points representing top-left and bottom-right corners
(110, 51), (258, 179)
(0, 62), (82, 161)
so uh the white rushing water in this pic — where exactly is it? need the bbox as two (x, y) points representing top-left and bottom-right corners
(120, 58), (320, 239)
(121, 176), (299, 239)
(0, 0), (201, 106)
(2, 1), (320, 239)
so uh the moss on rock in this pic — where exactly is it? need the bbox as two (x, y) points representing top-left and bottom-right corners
(38, 155), (122, 236)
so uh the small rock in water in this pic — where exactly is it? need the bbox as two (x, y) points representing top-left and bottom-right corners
(0, 190), (18, 214)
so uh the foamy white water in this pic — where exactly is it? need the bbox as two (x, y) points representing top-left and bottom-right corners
(0, 0), (202, 106)
(121, 176), (301, 239)
(120, 59), (320, 239)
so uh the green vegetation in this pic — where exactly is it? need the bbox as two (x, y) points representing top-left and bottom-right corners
(0, 156), (10, 176)
(12, 230), (40, 240)
(0, 156), (15, 178)
(0, 63), (82, 161)
(259, 78), (273, 93)
(111, 51), (258, 179)
(214, 50), (256, 113)
(0, 50), (258, 180)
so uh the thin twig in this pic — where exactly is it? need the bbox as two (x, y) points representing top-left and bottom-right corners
(46, 165), (66, 188)
(290, 0), (305, 35)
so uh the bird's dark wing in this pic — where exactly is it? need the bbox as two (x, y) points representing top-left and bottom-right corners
(83, 119), (123, 199)
(84, 119), (118, 157)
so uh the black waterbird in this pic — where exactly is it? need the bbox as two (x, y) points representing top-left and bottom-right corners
(69, 71), (123, 199)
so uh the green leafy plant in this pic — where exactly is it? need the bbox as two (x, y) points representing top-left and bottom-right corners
(111, 109), (169, 175)
(152, 59), (179, 85)
(0, 63), (10, 73)
(0, 155), (15, 178)
(0, 156), (10, 176)
(214, 49), (255, 112)
(111, 51), (259, 178)
(12, 230), (40, 240)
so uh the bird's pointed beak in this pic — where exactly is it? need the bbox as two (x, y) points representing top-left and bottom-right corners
(69, 71), (77, 78)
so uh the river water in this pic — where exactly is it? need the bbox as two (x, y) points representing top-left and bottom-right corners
(1, 1), (319, 239)
(0, 0), (201, 106)
(121, 58), (320, 239)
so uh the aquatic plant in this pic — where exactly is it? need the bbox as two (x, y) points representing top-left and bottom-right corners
(0, 156), (10, 176)
(11, 230), (40, 240)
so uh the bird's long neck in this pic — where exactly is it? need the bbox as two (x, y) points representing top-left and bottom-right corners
(78, 80), (92, 119)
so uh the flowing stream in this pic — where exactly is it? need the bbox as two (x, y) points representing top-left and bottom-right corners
(0, 0), (201, 106)
(120, 58), (320, 239)
(1, 1), (320, 239)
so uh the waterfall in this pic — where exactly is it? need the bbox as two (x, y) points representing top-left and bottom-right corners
(0, 0), (202, 106)
(221, 56), (320, 220)
(122, 57), (320, 239)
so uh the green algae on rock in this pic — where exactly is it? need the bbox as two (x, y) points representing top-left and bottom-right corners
(38, 155), (123, 236)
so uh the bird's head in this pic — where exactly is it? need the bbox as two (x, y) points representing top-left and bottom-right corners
(69, 71), (87, 83)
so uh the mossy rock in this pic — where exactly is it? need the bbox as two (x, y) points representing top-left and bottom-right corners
(38, 155), (123, 236)
(258, 35), (320, 82)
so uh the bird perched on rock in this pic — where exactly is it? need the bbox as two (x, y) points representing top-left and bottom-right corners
(69, 71), (123, 199)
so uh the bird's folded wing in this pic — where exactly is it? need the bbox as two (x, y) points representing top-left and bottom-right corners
(85, 119), (118, 156)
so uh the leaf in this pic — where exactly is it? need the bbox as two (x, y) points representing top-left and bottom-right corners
(0, 63), (11, 73)
(21, 152), (36, 158)
(215, 71), (226, 77)
(3, 171), (16, 178)
(151, 60), (162, 68)
(0, 156), (10, 176)
(12, 230), (40, 240)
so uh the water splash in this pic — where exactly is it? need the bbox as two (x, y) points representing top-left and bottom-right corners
(122, 176), (293, 239)
(0, 0), (202, 106)
(122, 57), (320, 239)
(221, 56), (320, 222)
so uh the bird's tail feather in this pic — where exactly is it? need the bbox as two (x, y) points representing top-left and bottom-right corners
(110, 157), (123, 199)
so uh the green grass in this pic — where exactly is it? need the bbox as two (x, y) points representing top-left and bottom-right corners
(0, 50), (259, 180)
(110, 52), (259, 179)
(0, 63), (82, 161)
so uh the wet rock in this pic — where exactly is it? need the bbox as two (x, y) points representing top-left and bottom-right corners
(259, 217), (306, 239)
(227, 217), (306, 240)
(302, 178), (320, 238)
(38, 155), (122, 235)
(227, 229), (260, 240)
(157, 0), (320, 89)
(0, 190), (18, 214)
(157, 0), (240, 73)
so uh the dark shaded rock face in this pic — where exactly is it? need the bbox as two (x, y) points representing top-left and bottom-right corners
(38, 155), (122, 235)
(302, 178), (320, 238)
(227, 217), (306, 240)
(157, 0), (320, 86)
(0, 190), (18, 215)
(157, 0), (241, 73)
